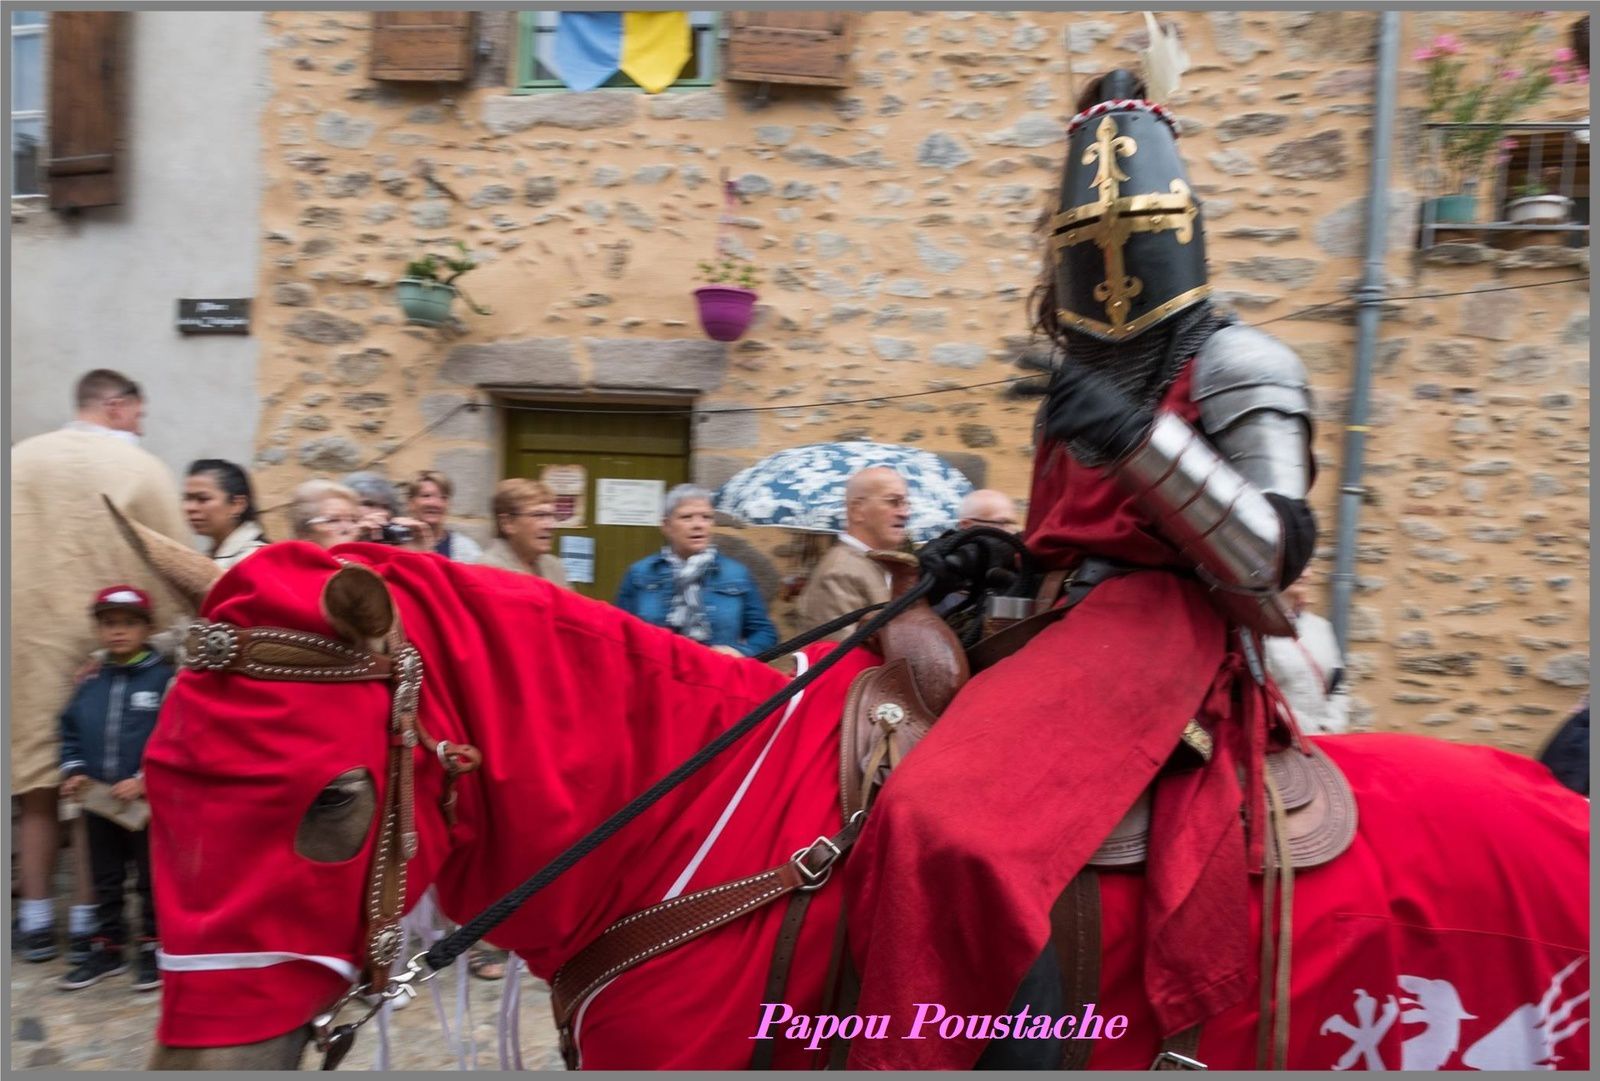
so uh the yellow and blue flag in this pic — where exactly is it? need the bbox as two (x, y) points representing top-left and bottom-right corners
(552, 11), (690, 94)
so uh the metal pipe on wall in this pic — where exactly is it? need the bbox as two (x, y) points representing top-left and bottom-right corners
(1329, 11), (1402, 652)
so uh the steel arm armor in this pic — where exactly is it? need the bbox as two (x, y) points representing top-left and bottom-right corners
(1108, 326), (1313, 635)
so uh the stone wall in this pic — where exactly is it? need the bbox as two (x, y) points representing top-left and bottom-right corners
(251, 10), (1588, 753)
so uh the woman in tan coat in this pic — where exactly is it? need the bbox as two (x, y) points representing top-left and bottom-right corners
(480, 478), (570, 588)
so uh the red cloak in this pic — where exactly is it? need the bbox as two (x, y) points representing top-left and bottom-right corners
(843, 363), (1295, 1068)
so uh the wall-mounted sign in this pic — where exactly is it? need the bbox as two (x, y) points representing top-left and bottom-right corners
(177, 298), (252, 335)
(540, 464), (587, 529)
(596, 478), (664, 527)
(560, 534), (595, 584)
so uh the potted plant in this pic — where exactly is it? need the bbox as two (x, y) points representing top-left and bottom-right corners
(693, 255), (761, 342)
(1505, 173), (1572, 226)
(1416, 22), (1584, 225)
(397, 241), (491, 327)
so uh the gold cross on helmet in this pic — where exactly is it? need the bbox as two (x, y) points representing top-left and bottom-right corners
(1049, 97), (1211, 343)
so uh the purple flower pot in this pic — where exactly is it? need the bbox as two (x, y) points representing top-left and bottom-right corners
(693, 286), (759, 342)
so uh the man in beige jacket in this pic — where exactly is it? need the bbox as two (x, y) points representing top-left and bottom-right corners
(11, 370), (188, 962)
(797, 466), (911, 642)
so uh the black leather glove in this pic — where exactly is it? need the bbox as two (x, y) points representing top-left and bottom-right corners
(1042, 364), (1154, 463)
(916, 529), (1024, 604)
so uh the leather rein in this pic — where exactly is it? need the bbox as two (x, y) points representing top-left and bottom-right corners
(176, 616), (480, 1069)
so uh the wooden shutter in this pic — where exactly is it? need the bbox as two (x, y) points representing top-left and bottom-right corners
(46, 11), (124, 210)
(370, 11), (475, 82)
(725, 12), (855, 88)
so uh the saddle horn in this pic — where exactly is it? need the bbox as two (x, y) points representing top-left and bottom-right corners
(102, 494), (222, 613)
(868, 550), (970, 714)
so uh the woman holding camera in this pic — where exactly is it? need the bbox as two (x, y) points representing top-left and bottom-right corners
(341, 472), (430, 549)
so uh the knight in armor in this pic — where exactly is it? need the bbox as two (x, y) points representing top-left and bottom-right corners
(841, 70), (1316, 1068)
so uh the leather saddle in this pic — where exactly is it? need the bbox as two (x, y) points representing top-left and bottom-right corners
(1088, 741), (1358, 871)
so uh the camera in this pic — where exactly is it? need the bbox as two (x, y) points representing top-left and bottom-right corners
(378, 521), (414, 545)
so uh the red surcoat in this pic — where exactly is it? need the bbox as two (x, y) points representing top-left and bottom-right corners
(843, 362), (1295, 1068)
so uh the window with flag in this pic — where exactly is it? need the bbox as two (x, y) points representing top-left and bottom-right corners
(11, 10), (45, 197)
(515, 11), (718, 93)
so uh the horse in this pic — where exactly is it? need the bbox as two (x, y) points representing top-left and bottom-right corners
(124, 531), (1587, 1071)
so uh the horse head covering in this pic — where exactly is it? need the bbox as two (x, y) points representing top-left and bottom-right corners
(148, 542), (452, 1047)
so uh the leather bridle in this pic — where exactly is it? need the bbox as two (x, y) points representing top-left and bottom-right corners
(176, 615), (480, 1066)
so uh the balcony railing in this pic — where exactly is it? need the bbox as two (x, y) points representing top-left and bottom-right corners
(1418, 121), (1590, 251)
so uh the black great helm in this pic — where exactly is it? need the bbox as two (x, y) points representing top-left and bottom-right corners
(1049, 69), (1210, 343)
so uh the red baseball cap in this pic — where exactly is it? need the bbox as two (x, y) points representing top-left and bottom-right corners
(92, 584), (154, 618)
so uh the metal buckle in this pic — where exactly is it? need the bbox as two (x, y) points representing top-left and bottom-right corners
(179, 621), (239, 672)
(791, 835), (843, 890)
(310, 952), (436, 1063)
(1151, 1050), (1207, 1070)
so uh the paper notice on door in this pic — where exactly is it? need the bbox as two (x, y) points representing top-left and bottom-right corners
(560, 535), (596, 583)
(540, 464), (587, 529)
(596, 478), (665, 527)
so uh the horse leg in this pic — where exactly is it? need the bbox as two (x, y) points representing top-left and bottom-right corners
(973, 943), (1064, 1069)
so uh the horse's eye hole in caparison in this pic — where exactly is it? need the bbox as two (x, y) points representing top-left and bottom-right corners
(295, 767), (376, 862)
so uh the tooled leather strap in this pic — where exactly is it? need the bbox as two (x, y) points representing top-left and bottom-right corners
(359, 630), (423, 994)
(179, 620), (394, 682)
(551, 815), (866, 1068)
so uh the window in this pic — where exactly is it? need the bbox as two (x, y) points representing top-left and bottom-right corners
(514, 11), (718, 93)
(11, 10), (45, 197)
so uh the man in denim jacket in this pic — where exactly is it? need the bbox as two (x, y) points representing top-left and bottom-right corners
(615, 485), (778, 658)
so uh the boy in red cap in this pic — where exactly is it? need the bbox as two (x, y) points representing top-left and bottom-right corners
(58, 585), (174, 991)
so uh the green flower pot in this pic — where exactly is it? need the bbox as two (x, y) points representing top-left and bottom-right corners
(1427, 194), (1477, 225)
(396, 278), (457, 327)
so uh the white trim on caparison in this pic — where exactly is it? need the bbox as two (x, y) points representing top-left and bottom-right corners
(156, 949), (360, 983)
(660, 650), (811, 900)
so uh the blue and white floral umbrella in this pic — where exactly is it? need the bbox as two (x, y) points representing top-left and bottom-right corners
(714, 442), (973, 544)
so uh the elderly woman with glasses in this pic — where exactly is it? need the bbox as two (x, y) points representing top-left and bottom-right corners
(480, 478), (569, 587)
(615, 484), (777, 658)
(289, 480), (363, 549)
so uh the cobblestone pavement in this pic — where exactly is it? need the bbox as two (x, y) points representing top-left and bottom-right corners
(9, 943), (566, 1071)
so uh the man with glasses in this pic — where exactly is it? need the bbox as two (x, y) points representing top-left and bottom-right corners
(956, 489), (1021, 533)
(797, 466), (911, 642)
(12, 370), (186, 964)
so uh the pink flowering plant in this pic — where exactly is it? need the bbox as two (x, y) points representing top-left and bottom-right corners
(1416, 21), (1585, 191)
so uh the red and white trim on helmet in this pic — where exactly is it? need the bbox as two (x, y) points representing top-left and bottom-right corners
(1066, 99), (1179, 137)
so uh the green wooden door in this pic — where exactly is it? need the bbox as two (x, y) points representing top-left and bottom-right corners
(503, 404), (690, 602)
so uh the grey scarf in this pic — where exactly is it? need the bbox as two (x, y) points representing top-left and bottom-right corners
(663, 546), (718, 644)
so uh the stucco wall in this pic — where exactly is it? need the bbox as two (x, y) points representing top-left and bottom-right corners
(248, 10), (1588, 753)
(10, 11), (266, 477)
